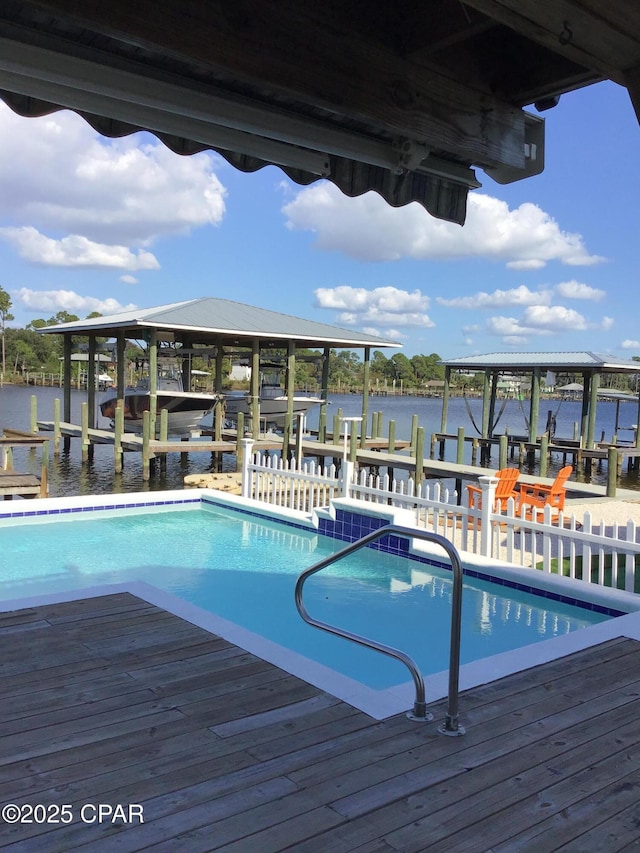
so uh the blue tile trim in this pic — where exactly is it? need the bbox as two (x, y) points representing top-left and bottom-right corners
(0, 495), (201, 521)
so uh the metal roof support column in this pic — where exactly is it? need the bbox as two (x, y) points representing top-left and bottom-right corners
(87, 334), (96, 431)
(529, 368), (540, 445)
(148, 329), (158, 440)
(587, 371), (599, 449)
(361, 347), (371, 448)
(440, 366), (451, 434)
(251, 340), (260, 441)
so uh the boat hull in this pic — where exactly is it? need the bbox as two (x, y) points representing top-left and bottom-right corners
(222, 393), (322, 427)
(100, 390), (217, 436)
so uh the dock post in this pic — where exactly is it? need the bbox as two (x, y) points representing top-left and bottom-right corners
(415, 426), (425, 482)
(539, 434), (549, 477)
(40, 440), (49, 497)
(160, 409), (168, 442)
(294, 413), (304, 466)
(457, 427), (465, 465)
(349, 423), (358, 463)
(142, 410), (151, 481)
(410, 414), (418, 453)
(318, 407), (326, 443)
(53, 398), (61, 456)
(81, 402), (89, 462)
(235, 412), (245, 471)
(388, 420), (396, 481)
(430, 432), (436, 460)
(114, 403), (123, 473)
(499, 435), (507, 469)
(471, 439), (478, 465)
(607, 447), (618, 497)
(333, 411), (342, 447)
(30, 395), (37, 433)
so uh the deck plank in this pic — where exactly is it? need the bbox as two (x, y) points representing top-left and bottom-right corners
(1, 594), (640, 851)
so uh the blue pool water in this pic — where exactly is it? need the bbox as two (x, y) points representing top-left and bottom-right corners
(0, 502), (614, 689)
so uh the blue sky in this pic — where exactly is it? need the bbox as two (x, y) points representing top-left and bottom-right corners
(0, 80), (637, 359)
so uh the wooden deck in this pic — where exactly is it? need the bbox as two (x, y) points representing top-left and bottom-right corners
(1, 593), (640, 851)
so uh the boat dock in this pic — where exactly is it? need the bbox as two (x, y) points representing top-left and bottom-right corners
(0, 433), (49, 499)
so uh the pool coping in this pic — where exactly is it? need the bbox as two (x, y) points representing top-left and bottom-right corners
(3, 488), (640, 720)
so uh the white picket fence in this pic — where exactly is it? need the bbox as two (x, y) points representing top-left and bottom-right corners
(239, 441), (640, 595)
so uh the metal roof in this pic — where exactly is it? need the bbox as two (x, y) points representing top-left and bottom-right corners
(37, 297), (401, 350)
(440, 352), (640, 373)
(0, 1), (638, 225)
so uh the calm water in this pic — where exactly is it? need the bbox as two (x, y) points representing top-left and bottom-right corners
(2, 383), (639, 497)
(0, 503), (609, 688)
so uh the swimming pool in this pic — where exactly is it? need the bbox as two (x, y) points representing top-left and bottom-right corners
(2, 490), (639, 718)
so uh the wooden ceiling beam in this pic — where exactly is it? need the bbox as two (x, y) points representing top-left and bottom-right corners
(462, 0), (640, 87)
(16, 0), (528, 169)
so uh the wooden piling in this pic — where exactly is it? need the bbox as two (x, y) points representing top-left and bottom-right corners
(457, 427), (465, 465)
(114, 403), (123, 474)
(142, 410), (151, 481)
(30, 395), (37, 433)
(53, 398), (61, 456)
(81, 402), (89, 462)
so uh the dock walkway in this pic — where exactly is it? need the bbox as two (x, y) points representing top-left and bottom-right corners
(1, 592), (640, 851)
(0, 434), (49, 499)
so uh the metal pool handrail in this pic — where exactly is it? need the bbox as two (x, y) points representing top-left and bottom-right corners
(294, 525), (465, 735)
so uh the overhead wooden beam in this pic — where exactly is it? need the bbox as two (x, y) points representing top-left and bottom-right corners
(17, 0), (528, 169)
(463, 0), (640, 87)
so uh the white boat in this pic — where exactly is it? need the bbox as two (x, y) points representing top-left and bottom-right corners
(222, 370), (323, 429)
(100, 374), (218, 436)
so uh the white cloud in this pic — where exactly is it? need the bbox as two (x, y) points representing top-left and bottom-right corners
(601, 316), (614, 330)
(120, 274), (138, 284)
(362, 326), (405, 339)
(437, 285), (552, 310)
(555, 280), (606, 301)
(315, 285), (429, 312)
(622, 340), (640, 349)
(315, 285), (434, 328)
(506, 259), (547, 271)
(0, 104), (227, 250)
(14, 288), (137, 315)
(0, 227), (159, 269)
(283, 183), (603, 267)
(521, 305), (589, 331)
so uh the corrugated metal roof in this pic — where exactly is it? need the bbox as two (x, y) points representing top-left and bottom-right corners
(441, 352), (640, 373)
(38, 297), (401, 350)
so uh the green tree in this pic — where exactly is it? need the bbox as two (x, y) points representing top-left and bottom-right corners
(0, 286), (14, 375)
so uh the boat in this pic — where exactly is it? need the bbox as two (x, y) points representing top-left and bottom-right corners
(221, 368), (323, 429)
(100, 371), (218, 436)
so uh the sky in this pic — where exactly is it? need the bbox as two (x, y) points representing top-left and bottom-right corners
(0, 79), (637, 360)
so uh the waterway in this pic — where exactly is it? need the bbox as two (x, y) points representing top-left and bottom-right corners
(1, 384), (639, 498)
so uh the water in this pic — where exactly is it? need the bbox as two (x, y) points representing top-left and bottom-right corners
(0, 502), (610, 689)
(2, 384), (639, 497)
